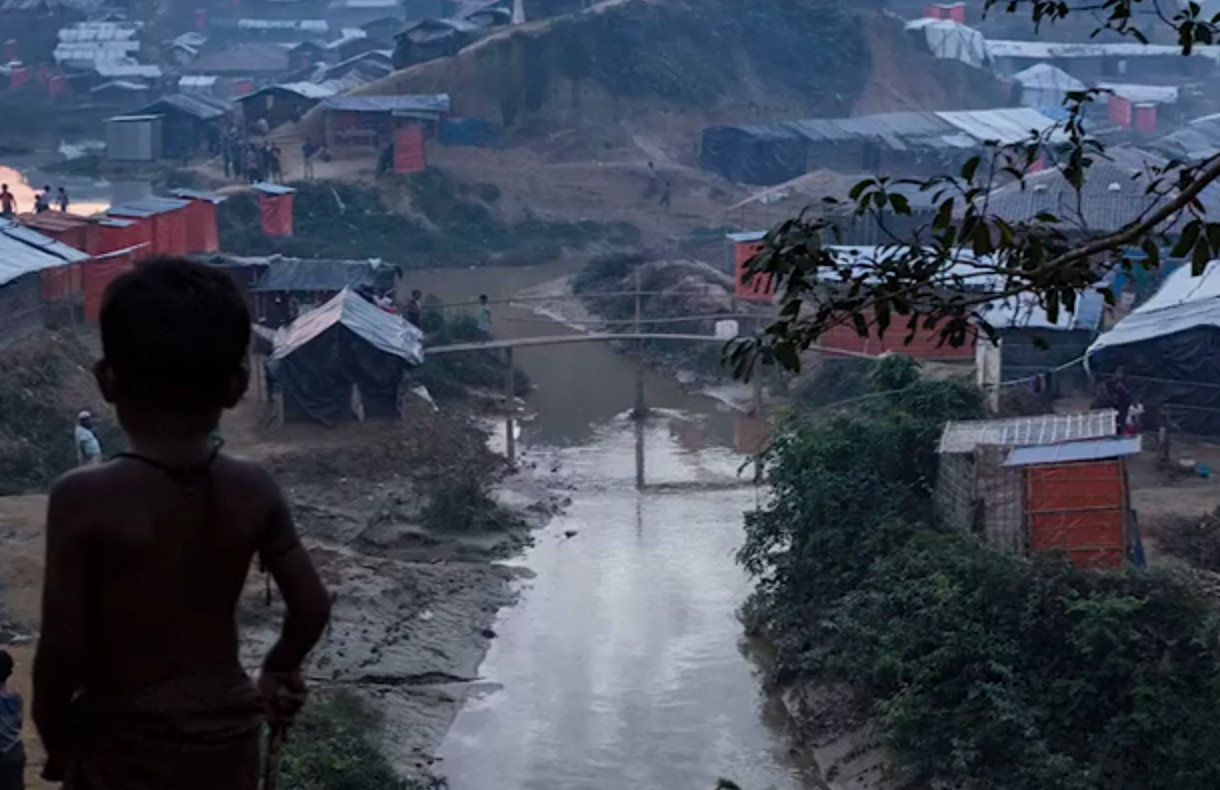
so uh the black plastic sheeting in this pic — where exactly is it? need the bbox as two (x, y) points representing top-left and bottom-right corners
(700, 125), (808, 186)
(1089, 326), (1220, 436)
(269, 289), (423, 425)
(251, 259), (398, 293)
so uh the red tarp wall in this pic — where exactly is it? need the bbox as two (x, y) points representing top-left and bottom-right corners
(819, 312), (977, 360)
(83, 254), (135, 321)
(1026, 460), (1127, 569)
(394, 125), (426, 174)
(733, 240), (774, 304)
(181, 200), (220, 253)
(259, 193), (294, 237)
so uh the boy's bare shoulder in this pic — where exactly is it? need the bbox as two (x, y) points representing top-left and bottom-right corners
(213, 452), (286, 503)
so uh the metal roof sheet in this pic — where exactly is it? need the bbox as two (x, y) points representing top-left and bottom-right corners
(242, 81), (338, 101)
(0, 220), (88, 286)
(726, 231), (766, 243)
(108, 196), (191, 218)
(1004, 436), (1142, 467)
(934, 107), (1064, 145)
(270, 288), (423, 365)
(988, 39), (1220, 61)
(170, 188), (228, 204)
(251, 182), (296, 196)
(938, 410), (1118, 454)
(319, 93), (450, 114)
(137, 92), (232, 120)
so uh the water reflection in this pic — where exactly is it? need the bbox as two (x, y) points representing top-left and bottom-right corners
(440, 416), (808, 790)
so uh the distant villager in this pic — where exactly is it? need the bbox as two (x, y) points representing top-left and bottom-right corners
(56, 187), (69, 213)
(0, 185), (16, 218)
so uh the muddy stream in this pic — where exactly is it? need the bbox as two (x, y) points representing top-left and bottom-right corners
(413, 262), (815, 790)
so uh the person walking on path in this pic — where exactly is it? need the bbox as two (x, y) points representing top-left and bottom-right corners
(0, 650), (23, 790)
(75, 410), (102, 466)
(477, 294), (492, 337)
(33, 257), (331, 789)
(658, 180), (671, 209)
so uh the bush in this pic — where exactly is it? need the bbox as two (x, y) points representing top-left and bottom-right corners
(744, 356), (1220, 790)
(279, 690), (419, 790)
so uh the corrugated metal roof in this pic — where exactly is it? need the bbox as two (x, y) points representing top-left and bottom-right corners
(179, 75), (218, 88)
(170, 188), (227, 204)
(242, 81), (338, 101)
(726, 231), (765, 243)
(251, 182), (296, 196)
(0, 220), (88, 286)
(95, 62), (163, 78)
(98, 217), (133, 228)
(137, 92), (232, 120)
(935, 107), (1064, 145)
(1004, 436), (1142, 467)
(270, 288), (423, 365)
(319, 93), (450, 114)
(187, 43), (290, 74)
(938, 410), (1117, 454)
(108, 196), (190, 218)
(252, 258), (385, 292)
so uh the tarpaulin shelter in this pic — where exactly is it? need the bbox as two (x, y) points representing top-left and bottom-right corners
(16, 212), (99, 255)
(935, 410), (1129, 567)
(249, 256), (396, 327)
(170, 188), (224, 253)
(253, 182), (295, 237)
(83, 245), (142, 321)
(96, 217), (148, 260)
(1004, 435), (1141, 569)
(107, 196), (191, 257)
(1086, 260), (1220, 435)
(700, 125), (807, 186)
(1011, 63), (1085, 109)
(268, 288), (424, 425)
(0, 219), (90, 339)
(319, 94), (450, 149)
(393, 124), (426, 173)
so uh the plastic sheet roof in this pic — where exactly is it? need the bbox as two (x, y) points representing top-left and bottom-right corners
(319, 94), (451, 114)
(270, 288), (424, 365)
(1004, 435), (1142, 467)
(1014, 63), (1084, 91)
(938, 410), (1118, 454)
(1087, 260), (1220, 357)
(108, 196), (190, 218)
(987, 39), (1220, 62)
(0, 220), (89, 286)
(137, 92), (232, 120)
(242, 81), (339, 101)
(978, 291), (1105, 332)
(1150, 112), (1220, 162)
(251, 182), (296, 196)
(1097, 82), (1179, 104)
(251, 258), (387, 292)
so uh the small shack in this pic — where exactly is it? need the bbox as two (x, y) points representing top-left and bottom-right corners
(268, 288), (423, 425)
(107, 196), (193, 258)
(0, 219), (90, 339)
(935, 410), (1135, 568)
(169, 188), (225, 253)
(392, 18), (479, 66)
(253, 183), (296, 238)
(237, 83), (335, 133)
(105, 114), (163, 161)
(319, 93), (450, 149)
(132, 93), (232, 161)
(249, 257), (398, 327)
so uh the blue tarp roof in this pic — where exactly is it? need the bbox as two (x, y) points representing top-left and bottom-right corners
(1004, 436), (1142, 467)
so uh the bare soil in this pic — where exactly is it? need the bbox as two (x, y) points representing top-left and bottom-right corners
(0, 386), (554, 785)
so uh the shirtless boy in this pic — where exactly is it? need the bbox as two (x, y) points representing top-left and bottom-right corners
(32, 257), (331, 789)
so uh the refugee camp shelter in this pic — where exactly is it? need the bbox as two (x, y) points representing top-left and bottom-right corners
(0, 219), (90, 340)
(106, 196), (193, 258)
(250, 257), (398, 326)
(319, 93), (450, 148)
(169, 188), (225, 253)
(268, 288), (424, 425)
(237, 82), (336, 133)
(1086, 260), (1220, 435)
(935, 410), (1132, 568)
(701, 108), (1064, 185)
(392, 18), (480, 65)
(133, 93), (231, 160)
(1011, 63), (1084, 108)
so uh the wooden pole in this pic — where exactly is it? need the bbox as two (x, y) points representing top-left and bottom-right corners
(505, 346), (515, 468)
(753, 364), (764, 483)
(635, 414), (645, 490)
(633, 265), (646, 419)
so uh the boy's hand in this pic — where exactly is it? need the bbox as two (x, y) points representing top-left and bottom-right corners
(258, 670), (308, 726)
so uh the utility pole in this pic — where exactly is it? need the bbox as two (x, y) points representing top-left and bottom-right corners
(505, 346), (515, 468)
(633, 264), (646, 419)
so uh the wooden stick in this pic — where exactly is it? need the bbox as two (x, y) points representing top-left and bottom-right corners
(263, 724), (287, 790)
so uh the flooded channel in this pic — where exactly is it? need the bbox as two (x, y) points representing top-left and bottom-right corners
(413, 263), (815, 789)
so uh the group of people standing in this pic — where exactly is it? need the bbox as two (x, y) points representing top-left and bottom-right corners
(0, 184), (69, 218)
(221, 129), (283, 184)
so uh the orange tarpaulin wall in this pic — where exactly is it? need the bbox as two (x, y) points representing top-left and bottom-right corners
(394, 125), (426, 174)
(734, 241), (774, 304)
(259, 193), (294, 237)
(181, 200), (219, 253)
(83, 254), (135, 321)
(819, 313), (977, 360)
(101, 218), (153, 260)
(1025, 460), (1127, 569)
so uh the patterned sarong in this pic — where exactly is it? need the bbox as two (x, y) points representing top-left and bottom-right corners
(64, 666), (262, 790)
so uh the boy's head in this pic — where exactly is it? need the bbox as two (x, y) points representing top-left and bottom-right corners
(98, 257), (251, 425)
(0, 649), (11, 684)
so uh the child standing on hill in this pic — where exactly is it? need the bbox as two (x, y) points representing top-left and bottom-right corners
(33, 257), (332, 789)
(0, 649), (23, 790)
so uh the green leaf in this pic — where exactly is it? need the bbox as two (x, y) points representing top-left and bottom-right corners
(1172, 219), (1202, 259)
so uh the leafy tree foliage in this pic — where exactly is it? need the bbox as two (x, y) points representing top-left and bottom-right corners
(743, 357), (1220, 789)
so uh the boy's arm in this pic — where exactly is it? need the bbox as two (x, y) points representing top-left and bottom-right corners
(257, 474), (330, 674)
(33, 477), (89, 772)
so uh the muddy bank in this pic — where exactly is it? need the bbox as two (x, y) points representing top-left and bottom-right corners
(235, 410), (556, 779)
